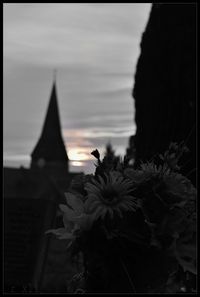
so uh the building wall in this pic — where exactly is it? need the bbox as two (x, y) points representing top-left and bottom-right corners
(133, 3), (196, 185)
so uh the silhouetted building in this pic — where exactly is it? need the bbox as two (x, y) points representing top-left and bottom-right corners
(31, 82), (69, 175)
(4, 80), (81, 292)
(133, 3), (196, 185)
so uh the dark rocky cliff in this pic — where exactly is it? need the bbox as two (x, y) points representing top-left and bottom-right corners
(133, 4), (197, 185)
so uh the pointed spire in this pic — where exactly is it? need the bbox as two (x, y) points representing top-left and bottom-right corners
(53, 68), (57, 83)
(31, 78), (69, 169)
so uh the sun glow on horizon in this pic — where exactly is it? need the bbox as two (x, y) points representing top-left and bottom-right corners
(71, 160), (84, 167)
(68, 147), (91, 162)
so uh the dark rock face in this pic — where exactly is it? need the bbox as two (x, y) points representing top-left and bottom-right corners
(133, 4), (197, 185)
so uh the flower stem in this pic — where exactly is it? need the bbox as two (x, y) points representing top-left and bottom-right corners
(119, 257), (136, 293)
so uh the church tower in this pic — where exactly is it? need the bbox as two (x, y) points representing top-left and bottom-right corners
(31, 80), (69, 173)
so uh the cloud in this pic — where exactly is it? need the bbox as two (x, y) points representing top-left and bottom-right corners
(3, 3), (151, 172)
(4, 3), (151, 68)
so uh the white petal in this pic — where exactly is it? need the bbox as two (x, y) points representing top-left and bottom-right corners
(125, 201), (137, 212)
(58, 233), (75, 240)
(114, 208), (123, 219)
(111, 171), (122, 179)
(119, 203), (130, 212)
(74, 213), (94, 231)
(120, 180), (133, 189)
(107, 208), (114, 220)
(59, 204), (76, 221)
(84, 196), (97, 211)
(87, 200), (101, 213)
(109, 173), (117, 184)
(93, 206), (103, 221)
(59, 203), (71, 213)
(85, 183), (100, 193)
(63, 213), (75, 230)
(116, 176), (124, 183)
(98, 175), (106, 186)
(91, 177), (101, 187)
(124, 195), (136, 200)
(64, 192), (84, 215)
(101, 207), (108, 220)
(45, 228), (66, 235)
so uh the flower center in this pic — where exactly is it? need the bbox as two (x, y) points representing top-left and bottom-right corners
(100, 186), (119, 205)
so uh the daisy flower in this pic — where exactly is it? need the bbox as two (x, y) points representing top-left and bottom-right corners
(84, 171), (138, 220)
(161, 173), (196, 208)
(125, 162), (196, 209)
(124, 162), (171, 186)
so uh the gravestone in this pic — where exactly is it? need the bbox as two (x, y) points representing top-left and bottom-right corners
(4, 198), (56, 292)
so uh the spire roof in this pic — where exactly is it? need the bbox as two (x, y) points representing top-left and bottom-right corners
(31, 81), (69, 167)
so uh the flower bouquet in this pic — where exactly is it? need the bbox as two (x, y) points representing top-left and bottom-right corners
(46, 142), (196, 293)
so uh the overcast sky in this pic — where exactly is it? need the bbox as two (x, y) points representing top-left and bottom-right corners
(3, 3), (151, 173)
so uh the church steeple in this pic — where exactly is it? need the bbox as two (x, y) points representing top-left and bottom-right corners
(31, 80), (69, 170)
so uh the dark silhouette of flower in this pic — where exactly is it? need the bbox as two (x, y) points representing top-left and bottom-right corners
(45, 142), (196, 293)
(91, 149), (100, 160)
(84, 171), (138, 220)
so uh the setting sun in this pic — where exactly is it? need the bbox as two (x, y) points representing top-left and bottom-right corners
(71, 161), (84, 167)
(68, 147), (90, 162)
